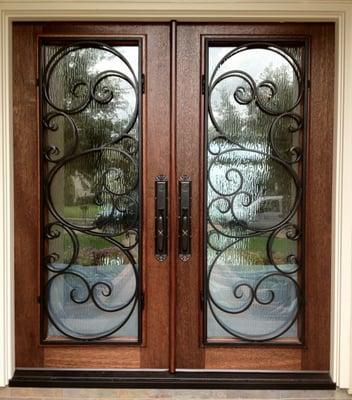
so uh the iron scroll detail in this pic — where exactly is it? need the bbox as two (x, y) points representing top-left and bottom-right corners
(204, 41), (307, 343)
(41, 41), (142, 342)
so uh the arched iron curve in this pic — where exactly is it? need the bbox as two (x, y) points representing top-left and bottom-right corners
(205, 41), (306, 343)
(41, 40), (141, 341)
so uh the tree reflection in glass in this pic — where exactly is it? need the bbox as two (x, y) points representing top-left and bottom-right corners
(41, 42), (141, 341)
(206, 43), (305, 343)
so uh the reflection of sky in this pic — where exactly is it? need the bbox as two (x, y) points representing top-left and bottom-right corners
(209, 46), (299, 122)
(206, 47), (301, 342)
(88, 46), (138, 126)
(209, 46), (296, 83)
(208, 46), (286, 172)
(87, 46), (139, 79)
(65, 46), (139, 127)
(46, 46), (140, 340)
(207, 47), (300, 257)
(207, 45), (301, 157)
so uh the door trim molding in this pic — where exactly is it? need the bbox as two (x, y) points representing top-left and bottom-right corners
(0, 0), (351, 390)
(9, 368), (336, 389)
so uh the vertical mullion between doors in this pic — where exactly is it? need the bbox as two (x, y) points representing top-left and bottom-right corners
(169, 19), (178, 373)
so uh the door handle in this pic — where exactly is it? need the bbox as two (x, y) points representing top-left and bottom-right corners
(155, 176), (168, 261)
(179, 176), (191, 261)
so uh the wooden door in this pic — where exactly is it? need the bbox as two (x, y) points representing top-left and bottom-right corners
(175, 23), (334, 371)
(13, 21), (334, 376)
(13, 22), (171, 369)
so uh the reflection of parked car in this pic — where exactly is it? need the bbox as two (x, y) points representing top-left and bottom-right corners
(95, 206), (135, 232)
(211, 195), (284, 230)
(247, 196), (283, 229)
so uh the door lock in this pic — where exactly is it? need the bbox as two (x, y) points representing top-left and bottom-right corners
(178, 176), (192, 261)
(155, 175), (168, 261)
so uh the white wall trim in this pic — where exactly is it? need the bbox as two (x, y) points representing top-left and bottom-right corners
(0, 0), (351, 390)
(0, 7), (14, 389)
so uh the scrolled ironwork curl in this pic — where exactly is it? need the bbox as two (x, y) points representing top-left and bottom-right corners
(44, 146), (139, 238)
(207, 270), (302, 342)
(208, 42), (303, 122)
(45, 268), (138, 340)
(205, 41), (306, 343)
(43, 222), (79, 273)
(207, 145), (302, 237)
(42, 41), (138, 118)
(43, 111), (79, 162)
(268, 113), (303, 163)
(267, 223), (301, 274)
(41, 40), (141, 342)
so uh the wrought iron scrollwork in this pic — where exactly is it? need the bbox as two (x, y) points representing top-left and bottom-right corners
(205, 42), (306, 343)
(41, 41), (141, 341)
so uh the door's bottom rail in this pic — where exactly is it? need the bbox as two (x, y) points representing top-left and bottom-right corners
(9, 368), (335, 389)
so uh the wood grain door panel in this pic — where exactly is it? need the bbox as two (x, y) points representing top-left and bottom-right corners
(13, 21), (334, 372)
(13, 22), (171, 369)
(175, 22), (334, 371)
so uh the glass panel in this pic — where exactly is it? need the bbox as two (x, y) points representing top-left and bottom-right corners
(205, 42), (305, 343)
(41, 41), (141, 342)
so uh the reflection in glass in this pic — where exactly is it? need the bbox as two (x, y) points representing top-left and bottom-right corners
(41, 42), (141, 341)
(205, 42), (306, 343)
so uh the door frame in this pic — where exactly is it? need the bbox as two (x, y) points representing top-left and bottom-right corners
(0, 0), (351, 390)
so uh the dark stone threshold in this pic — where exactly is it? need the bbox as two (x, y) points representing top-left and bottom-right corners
(9, 369), (336, 389)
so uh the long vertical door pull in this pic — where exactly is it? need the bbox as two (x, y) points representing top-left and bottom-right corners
(155, 176), (168, 261)
(178, 176), (192, 261)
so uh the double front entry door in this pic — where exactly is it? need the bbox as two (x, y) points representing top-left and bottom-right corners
(13, 21), (334, 373)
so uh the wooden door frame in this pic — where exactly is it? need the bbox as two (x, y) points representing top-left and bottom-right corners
(174, 22), (333, 372)
(6, 20), (338, 389)
(0, 0), (351, 391)
(12, 23), (172, 370)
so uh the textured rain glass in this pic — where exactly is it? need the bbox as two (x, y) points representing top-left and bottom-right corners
(41, 43), (140, 341)
(205, 43), (305, 343)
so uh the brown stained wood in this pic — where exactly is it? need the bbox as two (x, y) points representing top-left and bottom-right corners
(13, 23), (44, 367)
(175, 24), (205, 369)
(13, 22), (171, 369)
(13, 21), (334, 372)
(175, 23), (334, 371)
(43, 347), (140, 368)
(301, 23), (335, 370)
(205, 348), (301, 370)
(138, 23), (171, 369)
(169, 20), (177, 373)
